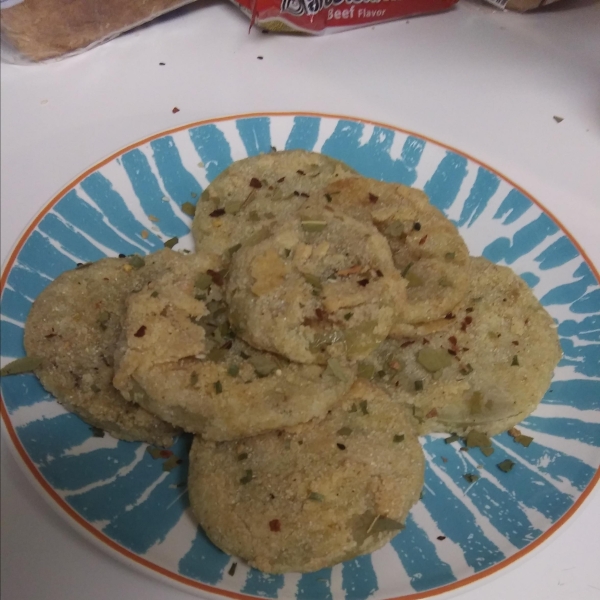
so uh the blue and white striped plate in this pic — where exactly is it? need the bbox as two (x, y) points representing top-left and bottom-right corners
(1, 113), (599, 600)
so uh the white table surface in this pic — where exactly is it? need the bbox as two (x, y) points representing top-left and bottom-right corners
(2, 1), (600, 599)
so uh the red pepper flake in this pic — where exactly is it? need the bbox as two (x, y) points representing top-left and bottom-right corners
(249, 178), (262, 189)
(376, 269), (383, 277)
(466, 307), (474, 313)
(400, 340), (415, 348)
(172, 107), (180, 114)
(448, 336), (457, 346)
(296, 169), (306, 175)
(209, 208), (226, 217)
(315, 308), (325, 320)
(462, 347), (470, 352)
(448, 349), (457, 356)
(368, 193), (379, 204)
(418, 235), (428, 245)
(300, 192), (310, 198)
(277, 176), (285, 183)
(464, 316), (473, 325)
(134, 325), (147, 338)
(269, 519), (281, 532)
(293, 190), (300, 196)
(445, 313), (456, 320)
(512, 341), (519, 346)
(159, 449), (174, 458)
(45, 331), (57, 339)
(437, 535), (446, 540)
(207, 269), (225, 286)
(358, 279), (369, 287)
(221, 340), (233, 350)
(425, 408), (438, 419)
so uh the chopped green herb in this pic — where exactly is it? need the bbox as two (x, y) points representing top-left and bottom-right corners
(497, 459), (515, 473)
(401, 262), (414, 277)
(445, 252), (456, 261)
(0, 356), (43, 377)
(228, 243), (242, 256)
(164, 236), (179, 249)
(181, 202), (196, 216)
(308, 492), (325, 502)
(405, 271), (424, 288)
(128, 255), (145, 269)
(481, 446), (495, 457)
(214, 380), (223, 394)
(248, 210), (260, 222)
(90, 426), (105, 437)
(393, 434), (405, 443)
(417, 348), (453, 372)
(163, 455), (181, 472)
(237, 452), (248, 461)
(515, 434), (533, 447)
(240, 469), (253, 484)
(190, 372), (198, 386)
(444, 434), (460, 444)
(244, 227), (271, 247)
(466, 430), (492, 449)
(147, 447), (163, 460)
(150, 290), (159, 298)
(349, 403), (358, 413)
(225, 200), (244, 215)
(228, 562), (237, 576)
(369, 515), (405, 536)
(463, 473), (479, 484)
(344, 312), (353, 321)
(357, 361), (375, 380)
(303, 273), (322, 290)
(283, 248), (291, 258)
(249, 354), (278, 377)
(207, 348), (228, 363)
(511, 355), (520, 366)
(414, 379), (424, 391)
(438, 276), (452, 288)
(195, 273), (213, 291)
(337, 426), (352, 436)
(301, 220), (327, 233)
(359, 400), (369, 415)
(227, 364), (240, 377)
(326, 358), (348, 382)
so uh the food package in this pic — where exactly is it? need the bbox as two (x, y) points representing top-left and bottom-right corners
(230, 0), (459, 34)
(0, 0), (198, 63)
(482, 0), (562, 11)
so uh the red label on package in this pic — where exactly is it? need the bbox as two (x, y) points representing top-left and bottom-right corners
(231, 0), (458, 33)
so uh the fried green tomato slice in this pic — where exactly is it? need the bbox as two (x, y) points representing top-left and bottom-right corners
(113, 253), (355, 441)
(188, 380), (424, 573)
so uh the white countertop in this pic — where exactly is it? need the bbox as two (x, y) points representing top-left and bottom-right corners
(2, 1), (600, 598)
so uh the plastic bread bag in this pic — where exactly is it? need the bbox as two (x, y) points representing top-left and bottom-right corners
(0, 0), (198, 63)
(230, 0), (459, 34)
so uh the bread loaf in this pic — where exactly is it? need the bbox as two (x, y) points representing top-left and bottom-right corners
(1, 0), (197, 61)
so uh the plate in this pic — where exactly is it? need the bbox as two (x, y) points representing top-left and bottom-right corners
(1, 113), (599, 600)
